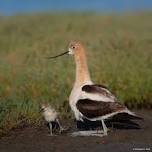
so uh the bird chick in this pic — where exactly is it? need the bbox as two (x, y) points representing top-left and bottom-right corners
(40, 103), (63, 135)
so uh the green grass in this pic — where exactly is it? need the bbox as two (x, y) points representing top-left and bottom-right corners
(0, 12), (152, 135)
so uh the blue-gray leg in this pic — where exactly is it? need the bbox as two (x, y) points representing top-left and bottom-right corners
(48, 122), (53, 135)
(56, 119), (64, 133)
(101, 119), (108, 135)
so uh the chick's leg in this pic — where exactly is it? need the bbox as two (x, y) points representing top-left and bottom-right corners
(48, 122), (53, 135)
(56, 119), (64, 133)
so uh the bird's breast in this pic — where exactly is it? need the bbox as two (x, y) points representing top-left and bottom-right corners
(69, 87), (81, 105)
(69, 86), (83, 120)
(43, 111), (57, 122)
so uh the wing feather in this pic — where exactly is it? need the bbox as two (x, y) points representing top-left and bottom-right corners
(76, 99), (126, 119)
(81, 84), (117, 102)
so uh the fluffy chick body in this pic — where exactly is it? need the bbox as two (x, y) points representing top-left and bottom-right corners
(42, 106), (58, 122)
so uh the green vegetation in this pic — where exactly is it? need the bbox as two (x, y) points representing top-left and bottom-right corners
(0, 12), (152, 135)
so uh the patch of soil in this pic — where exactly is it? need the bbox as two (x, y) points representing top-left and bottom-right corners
(0, 110), (152, 152)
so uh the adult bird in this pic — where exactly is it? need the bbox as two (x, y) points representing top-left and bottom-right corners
(48, 41), (142, 136)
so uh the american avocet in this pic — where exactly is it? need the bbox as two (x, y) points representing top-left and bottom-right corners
(40, 103), (64, 135)
(48, 41), (142, 136)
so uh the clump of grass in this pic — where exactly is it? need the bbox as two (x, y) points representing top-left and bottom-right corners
(0, 12), (152, 135)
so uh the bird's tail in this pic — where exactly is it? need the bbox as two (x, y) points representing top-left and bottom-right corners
(112, 111), (143, 121)
(106, 111), (143, 129)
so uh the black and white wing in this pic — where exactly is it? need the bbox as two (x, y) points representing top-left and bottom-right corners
(77, 84), (142, 120)
(80, 84), (117, 102)
(76, 99), (127, 119)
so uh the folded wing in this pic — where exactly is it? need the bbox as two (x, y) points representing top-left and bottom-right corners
(81, 84), (117, 102)
(76, 99), (126, 119)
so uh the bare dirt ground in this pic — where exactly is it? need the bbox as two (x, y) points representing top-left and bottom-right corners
(0, 110), (152, 152)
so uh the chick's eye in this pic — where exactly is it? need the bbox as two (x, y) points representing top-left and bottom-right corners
(72, 46), (75, 49)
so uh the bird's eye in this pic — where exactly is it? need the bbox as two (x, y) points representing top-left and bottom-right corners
(72, 46), (75, 49)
